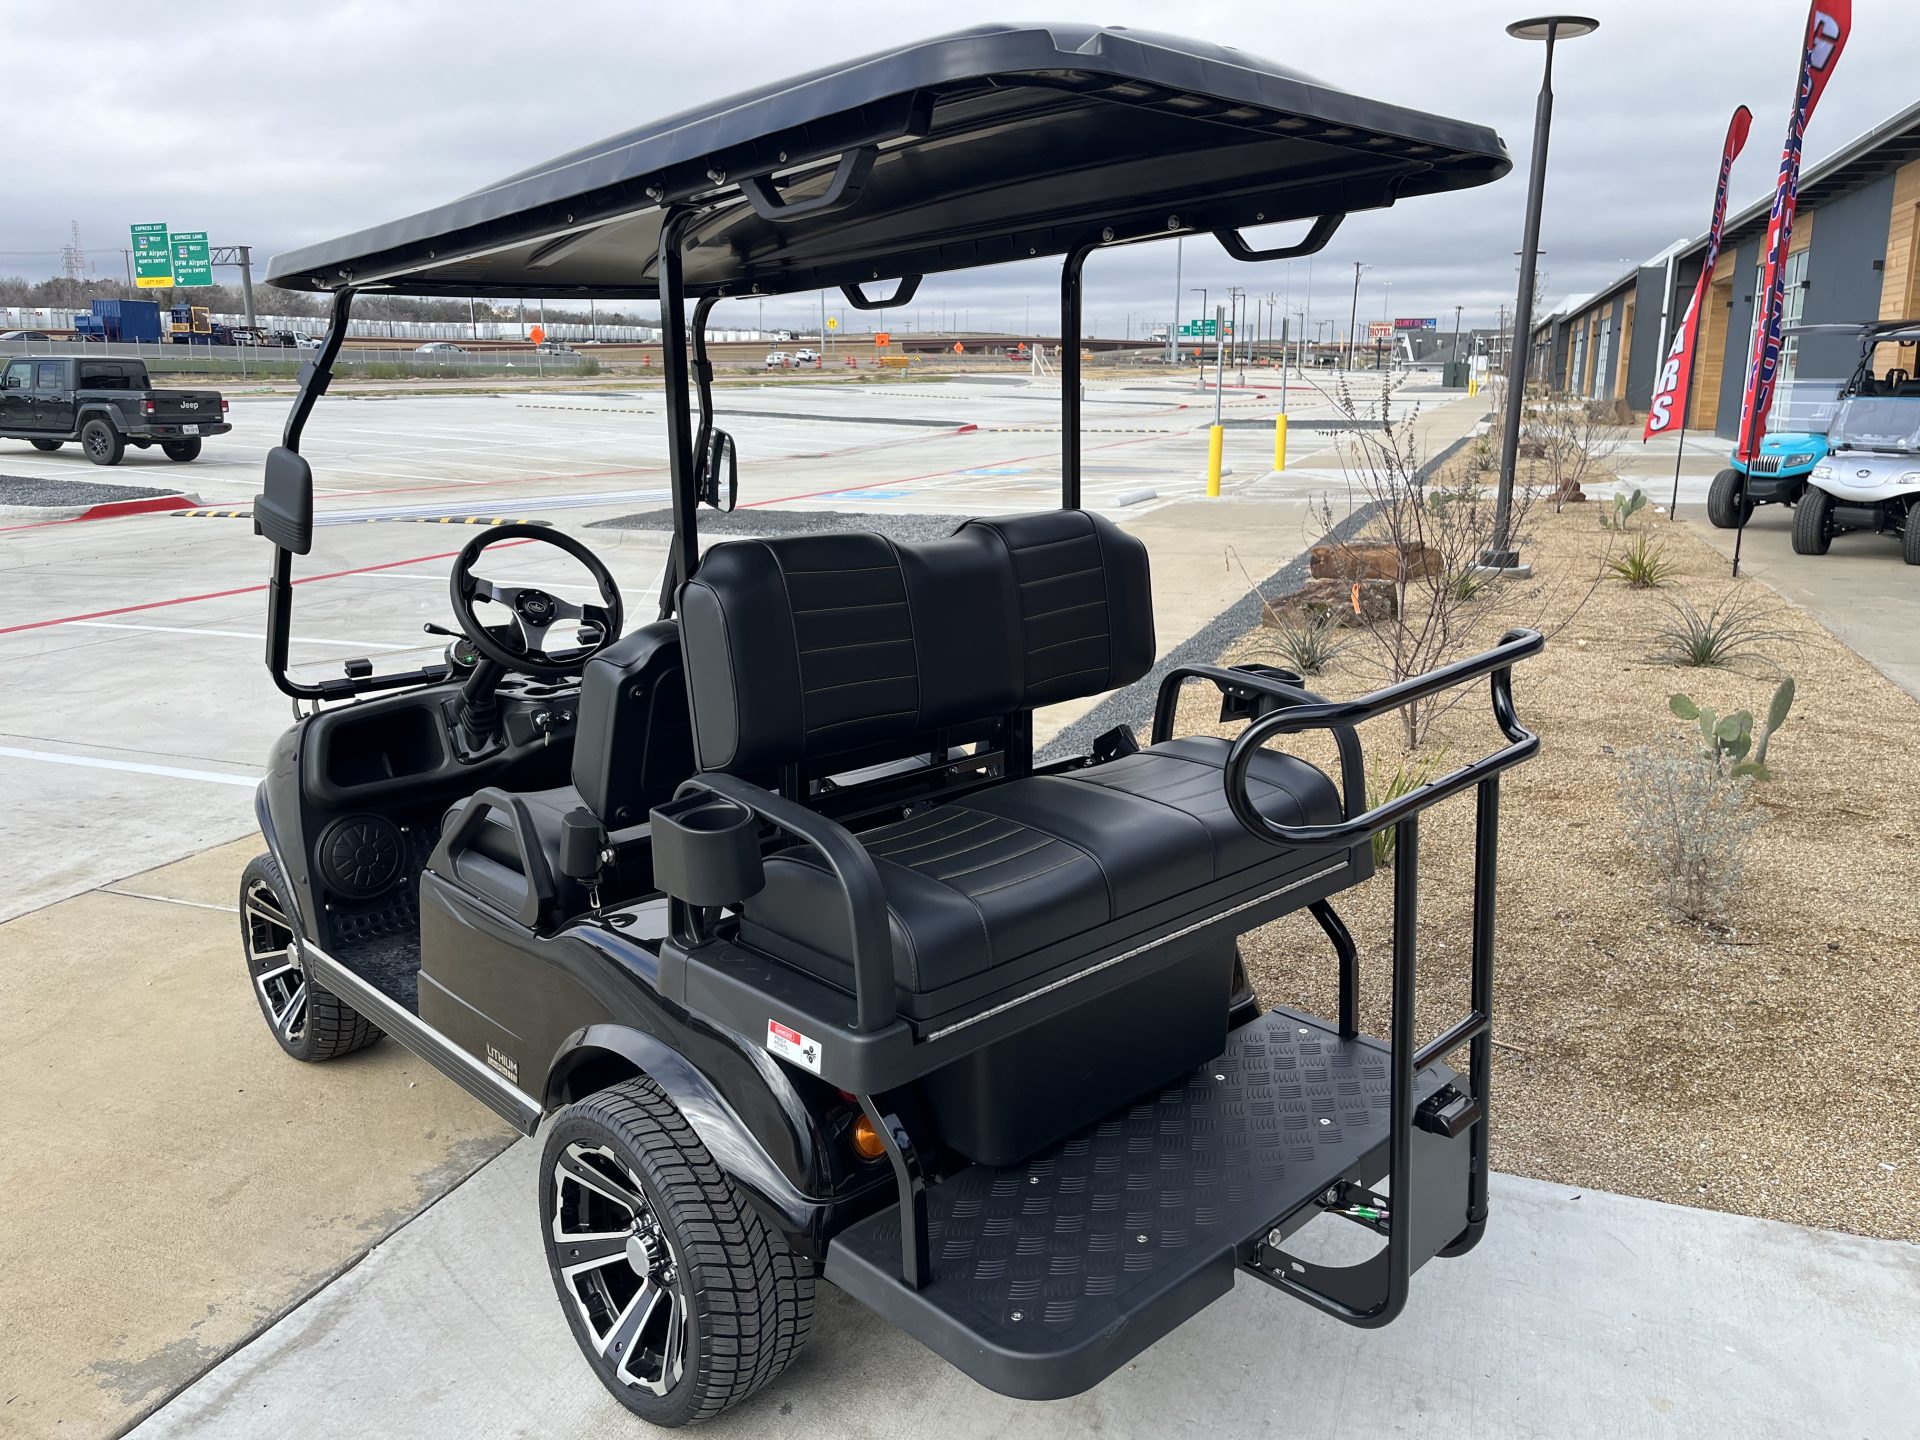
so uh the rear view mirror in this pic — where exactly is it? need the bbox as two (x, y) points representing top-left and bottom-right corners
(254, 446), (314, 554)
(702, 430), (738, 513)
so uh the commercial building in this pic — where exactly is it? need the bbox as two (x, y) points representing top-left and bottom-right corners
(1531, 97), (1920, 438)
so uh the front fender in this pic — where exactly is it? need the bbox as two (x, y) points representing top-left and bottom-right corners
(546, 1023), (827, 1237)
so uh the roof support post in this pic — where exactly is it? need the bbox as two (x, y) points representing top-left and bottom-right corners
(658, 210), (701, 615)
(1060, 239), (1099, 509)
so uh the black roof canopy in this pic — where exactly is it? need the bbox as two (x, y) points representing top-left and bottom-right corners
(266, 24), (1509, 301)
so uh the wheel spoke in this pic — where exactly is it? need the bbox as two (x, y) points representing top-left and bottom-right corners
(253, 959), (299, 985)
(609, 1284), (668, 1387)
(270, 979), (308, 1039)
(244, 891), (289, 928)
(556, 1230), (632, 1278)
(556, 1148), (645, 1216)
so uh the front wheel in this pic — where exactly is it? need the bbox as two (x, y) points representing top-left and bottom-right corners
(162, 437), (202, 462)
(1903, 507), (1920, 566)
(541, 1077), (815, 1427)
(239, 853), (380, 1061)
(1792, 486), (1834, 555)
(29, 438), (62, 452)
(1706, 468), (1751, 528)
(80, 419), (124, 466)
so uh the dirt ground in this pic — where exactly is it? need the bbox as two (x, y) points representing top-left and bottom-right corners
(1206, 505), (1920, 1242)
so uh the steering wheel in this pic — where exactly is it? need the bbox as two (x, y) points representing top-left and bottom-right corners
(448, 524), (623, 680)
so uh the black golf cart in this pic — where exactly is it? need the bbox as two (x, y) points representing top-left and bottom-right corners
(242, 25), (1539, 1426)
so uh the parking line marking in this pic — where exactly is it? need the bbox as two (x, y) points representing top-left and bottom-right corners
(0, 745), (261, 788)
(70, 621), (416, 650)
(0, 541), (535, 637)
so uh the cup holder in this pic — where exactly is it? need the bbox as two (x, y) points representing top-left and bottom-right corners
(650, 793), (765, 906)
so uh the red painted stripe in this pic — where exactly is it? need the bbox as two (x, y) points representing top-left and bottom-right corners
(0, 541), (532, 637)
(77, 494), (198, 521)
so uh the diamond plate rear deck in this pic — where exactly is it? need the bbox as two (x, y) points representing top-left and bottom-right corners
(826, 1008), (1453, 1399)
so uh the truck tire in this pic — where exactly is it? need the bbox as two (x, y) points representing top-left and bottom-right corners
(240, 853), (381, 1062)
(1904, 509), (1920, 567)
(541, 1076), (816, 1427)
(1706, 468), (1751, 528)
(162, 437), (202, 462)
(29, 439), (62, 452)
(1791, 486), (1834, 555)
(80, 418), (124, 466)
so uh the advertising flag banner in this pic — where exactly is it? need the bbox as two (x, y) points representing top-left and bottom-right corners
(1643, 106), (1753, 440)
(1734, 0), (1850, 462)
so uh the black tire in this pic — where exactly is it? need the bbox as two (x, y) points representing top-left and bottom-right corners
(1792, 486), (1834, 555)
(80, 418), (123, 466)
(1904, 507), (1920, 567)
(162, 437), (202, 462)
(239, 853), (381, 1061)
(1706, 468), (1751, 529)
(29, 438), (62, 452)
(541, 1077), (815, 1427)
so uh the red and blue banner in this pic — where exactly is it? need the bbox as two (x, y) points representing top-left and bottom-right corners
(1734, 0), (1851, 462)
(1644, 105), (1753, 440)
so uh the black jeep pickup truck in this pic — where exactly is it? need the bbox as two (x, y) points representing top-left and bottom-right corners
(0, 355), (229, 465)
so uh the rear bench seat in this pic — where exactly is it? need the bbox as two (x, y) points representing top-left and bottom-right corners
(677, 510), (1362, 1025)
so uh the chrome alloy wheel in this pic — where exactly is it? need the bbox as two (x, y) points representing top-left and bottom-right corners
(551, 1142), (688, 1396)
(243, 877), (306, 1045)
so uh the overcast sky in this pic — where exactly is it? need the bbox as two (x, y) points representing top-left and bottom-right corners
(7, 1), (1914, 335)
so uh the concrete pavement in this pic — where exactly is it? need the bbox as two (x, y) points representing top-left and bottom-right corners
(128, 1143), (1920, 1440)
(0, 838), (515, 1438)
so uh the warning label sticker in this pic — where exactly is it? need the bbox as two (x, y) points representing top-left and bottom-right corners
(766, 1019), (822, 1074)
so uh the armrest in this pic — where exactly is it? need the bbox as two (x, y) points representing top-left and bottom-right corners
(430, 787), (556, 928)
(672, 773), (897, 1035)
(1153, 663), (1365, 820)
(1222, 629), (1544, 848)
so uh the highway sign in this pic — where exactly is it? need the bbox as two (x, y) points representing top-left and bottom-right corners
(826, 316), (838, 330)
(132, 223), (171, 288)
(170, 231), (214, 287)
(1179, 319), (1218, 337)
(875, 332), (891, 347)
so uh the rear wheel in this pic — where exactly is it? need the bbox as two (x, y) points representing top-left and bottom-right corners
(540, 1077), (815, 1427)
(161, 437), (202, 462)
(1706, 468), (1751, 528)
(1903, 506), (1920, 566)
(79, 418), (123, 466)
(1792, 486), (1834, 555)
(29, 438), (62, 452)
(239, 853), (380, 1061)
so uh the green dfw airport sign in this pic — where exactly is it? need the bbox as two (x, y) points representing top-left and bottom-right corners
(131, 223), (213, 288)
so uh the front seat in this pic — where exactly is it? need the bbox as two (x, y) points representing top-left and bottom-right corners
(445, 619), (695, 919)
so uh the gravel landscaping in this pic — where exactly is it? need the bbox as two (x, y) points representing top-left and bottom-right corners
(0, 474), (181, 506)
(1177, 507), (1920, 1242)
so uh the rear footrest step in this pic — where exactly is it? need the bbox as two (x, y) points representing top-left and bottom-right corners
(825, 1008), (1456, 1399)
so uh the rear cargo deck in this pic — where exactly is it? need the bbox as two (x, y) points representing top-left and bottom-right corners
(826, 1008), (1456, 1399)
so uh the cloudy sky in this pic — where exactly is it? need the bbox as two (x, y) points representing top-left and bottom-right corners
(6, 1), (1913, 335)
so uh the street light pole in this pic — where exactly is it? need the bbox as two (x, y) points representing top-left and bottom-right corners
(1189, 287), (1208, 385)
(1488, 14), (1598, 569)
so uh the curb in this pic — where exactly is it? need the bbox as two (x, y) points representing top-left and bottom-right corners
(0, 492), (200, 528)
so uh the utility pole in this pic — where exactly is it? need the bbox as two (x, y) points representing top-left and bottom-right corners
(1346, 262), (1368, 369)
(1452, 304), (1465, 362)
(1169, 237), (1183, 366)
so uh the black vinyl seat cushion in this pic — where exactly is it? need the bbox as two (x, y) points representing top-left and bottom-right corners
(736, 736), (1353, 1020)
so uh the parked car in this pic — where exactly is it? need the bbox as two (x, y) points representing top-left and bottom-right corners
(764, 349), (791, 368)
(414, 341), (468, 354)
(1, 354), (228, 464)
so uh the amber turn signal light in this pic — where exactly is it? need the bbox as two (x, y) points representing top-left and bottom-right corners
(848, 1113), (888, 1162)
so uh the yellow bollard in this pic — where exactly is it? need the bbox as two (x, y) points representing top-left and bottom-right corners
(1273, 413), (1288, 472)
(1206, 424), (1224, 497)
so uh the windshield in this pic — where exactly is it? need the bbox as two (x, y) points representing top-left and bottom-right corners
(1828, 395), (1920, 452)
(1766, 378), (1844, 436)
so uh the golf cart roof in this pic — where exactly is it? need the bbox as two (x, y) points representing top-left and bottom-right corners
(1786, 318), (1920, 344)
(265, 24), (1509, 300)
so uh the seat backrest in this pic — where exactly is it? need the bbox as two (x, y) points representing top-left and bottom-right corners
(571, 619), (697, 826)
(677, 510), (1154, 775)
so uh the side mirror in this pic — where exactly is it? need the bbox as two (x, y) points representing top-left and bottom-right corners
(701, 430), (738, 512)
(254, 446), (314, 554)
(2, 375), (21, 390)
